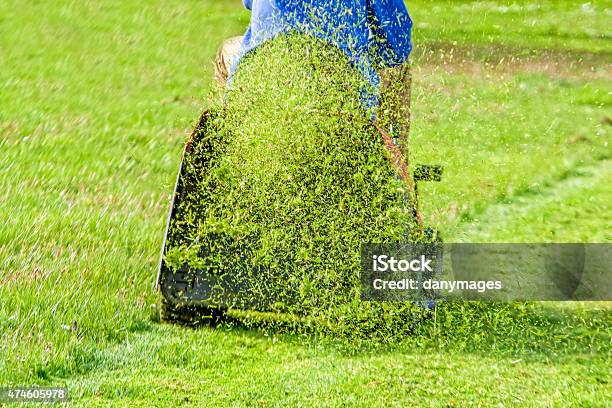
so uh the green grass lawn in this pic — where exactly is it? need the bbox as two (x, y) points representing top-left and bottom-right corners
(1, 0), (610, 406)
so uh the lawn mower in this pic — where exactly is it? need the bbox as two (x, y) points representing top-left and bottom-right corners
(156, 41), (443, 325)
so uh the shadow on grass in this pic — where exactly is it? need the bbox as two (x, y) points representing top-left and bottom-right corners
(160, 301), (611, 361)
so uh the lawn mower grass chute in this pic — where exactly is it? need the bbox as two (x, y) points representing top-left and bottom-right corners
(156, 35), (443, 326)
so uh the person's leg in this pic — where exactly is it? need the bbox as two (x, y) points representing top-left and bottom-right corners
(215, 36), (244, 86)
(377, 63), (412, 143)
